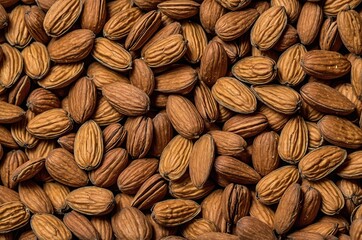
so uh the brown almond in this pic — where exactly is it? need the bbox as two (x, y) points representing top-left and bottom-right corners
(0, 43), (23, 88)
(235, 216), (277, 240)
(80, 0), (106, 34)
(296, 2), (323, 45)
(337, 9), (362, 55)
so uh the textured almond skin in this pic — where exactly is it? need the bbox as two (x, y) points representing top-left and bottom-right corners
(306, 121), (324, 150)
(8, 75), (31, 107)
(130, 58), (155, 96)
(46, 148), (89, 187)
(102, 82), (150, 116)
(304, 179), (345, 215)
(27, 108), (73, 139)
(43, 0), (83, 37)
(296, 2), (323, 46)
(112, 207), (152, 240)
(125, 10), (162, 51)
(74, 120), (103, 170)
(117, 158), (159, 195)
(236, 216), (277, 240)
(274, 183), (302, 235)
(132, 174), (167, 210)
(0, 43), (23, 88)
(169, 176), (215, 200)
(199, 41), (228, 87)
(0, 150), (27, 189)
(26, 88), (60, 114)
(89, 148), (128, 188)
(182, 22), (207, 64)
(80, 0), (106, 34)
(92, 97), (124, 126)
(31, 213), (72, 240)
(155, 65), (197, 94)
(209, 130), (247, 157)
(166, 95), (204, 139)
(300, 50), (351, 80)
(101, 123), (126, 151)
(22, 42), (50, 79)
(299, 146), (347, 181)
(278, 116), (308, 164)
(90, 217), (113, 240)
(301, 82), (355, 115)
(87, 62), (129, 89)
(351, 58), (362, 100)
(0, 125), (19, 149)
(11, 157), (45, 183)
(24, 6), (50, 44)
(189, 134), (215, 189)
(0, 4), (8, 29)
(251, 6), (287, 51)
(252, 131), (280, 176)
(214, 155), (261, 186)
(273, 24), (299, 52)
(47, 29), (95, 63)
(159, 135), (193, 181)
(295, 185), (321, 228)
(318, 115), (362, 149)
(18, 180), (53, 214)
(323, 0), (362, 16)
(336, 151), (362, 179)
(350, 219), (362, 240)
(319, 18), (342, 51)
(222, 183), (250, 232)
(232, 56), (277, 85)
(277, 44), (307, 86)
(252, 85), (301, 115)
(152, 199), (201, 227)
(142, 34), (187, 68)
(194, 81), (219, 123)
(157, 0), (200, 20)
(68, 77), (97, 124)
(150, 111), (173, 157)
(249, 192), (275, 228)
(103, 7), (143, 40)
(212, 77), (257, 114)
(256, 165), (300, 205)
(199, 0), (226, 34)
(337, 9), (362, 55)
(271, 0), (300, 22)
(215, 8), (259, 41)
(66, 186), (114, 215)
(64, 211), (100, 240)
(201, 189), (227, 232)
(43, 182), (70, 214)
(5, 5), (31, 48)
(92, 37), (132, 71)
(0, 101), (25, 124)
(223, 113), (268, 138)
(0, 201), (30, 233)
(181, 218), (218, 240)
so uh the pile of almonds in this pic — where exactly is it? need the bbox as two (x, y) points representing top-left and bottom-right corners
(0, 0), (362, 239)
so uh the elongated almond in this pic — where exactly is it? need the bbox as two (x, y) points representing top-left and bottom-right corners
(31, 213), (72, 240)
(0, 43), (23, 88)
(0, 201), (30, 234)
(337, 9), (362, 55)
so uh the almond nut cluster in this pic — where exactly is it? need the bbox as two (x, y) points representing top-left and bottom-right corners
(0, 0), (362, 239)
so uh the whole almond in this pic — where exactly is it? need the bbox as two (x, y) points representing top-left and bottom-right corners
(166, 95), (204, 139)
(18, 180), (53, 214)
(45, 148), (89, 187)
(295, 185), (321, 228)
(215, 8), (259, 42)
(318, 115), (362, 149)
(249, 192), (275, 228)
(209, 130), (247, 157)
(274, 183), (302, 235)
(323, 0), (362, 16)
(194, 81), (219, 123)
(31, 213), (72, 240)
(199, 0), (226, 34)
(11, 157), (45, 183)
(150, 111), (174, 157)
(0, 101), (24, 124)
(66, 186), (114, 215)
(24, 6), (50, 44)
(256, 165), (300, 205)
(182, 21), (207, 63)
(26, 88), (60, 114)
(47, 29), (95, 63)
(157, 0), (200, 20)
(130, 58), (155, 96)
(189, 134), (215, 189)
(296, 2), (323, 45)
(301, 50), (351, 80)
(87, 62), (129, 89)
(91, 217), (113, 240)
(159, 135), (193, 181)
(251, 6), (287, 51)
(21, 42), (50, 79)
(5, 5), (31, 49)
(92, 96), (124, 126)
(212, 77), (257, 114)
(223, 113), (268, 138)
(181, 218), (218, 240)
(252, 85), (301, 115)
(43, 0), (83, 37)
(0, 43), (23, 88)
(63, 210), (100, 240)
(271, 0), (300, 22)
(80, 0), (106, 34)
(336, 151), (362, 179)
(277, 44), (307, 86)
(27, 108), (73, 139)
(319, 17), (343, 51)
(152, 199), (201, 227)
(337, 9), (362, 55)
(43, 182), (70, 214)
(299, 146), (347, 181)
(37, 62), (84, 89)
(102, 81), (150, 116)
(92, 37), (132, 71)
(0, 201), (30, 233)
